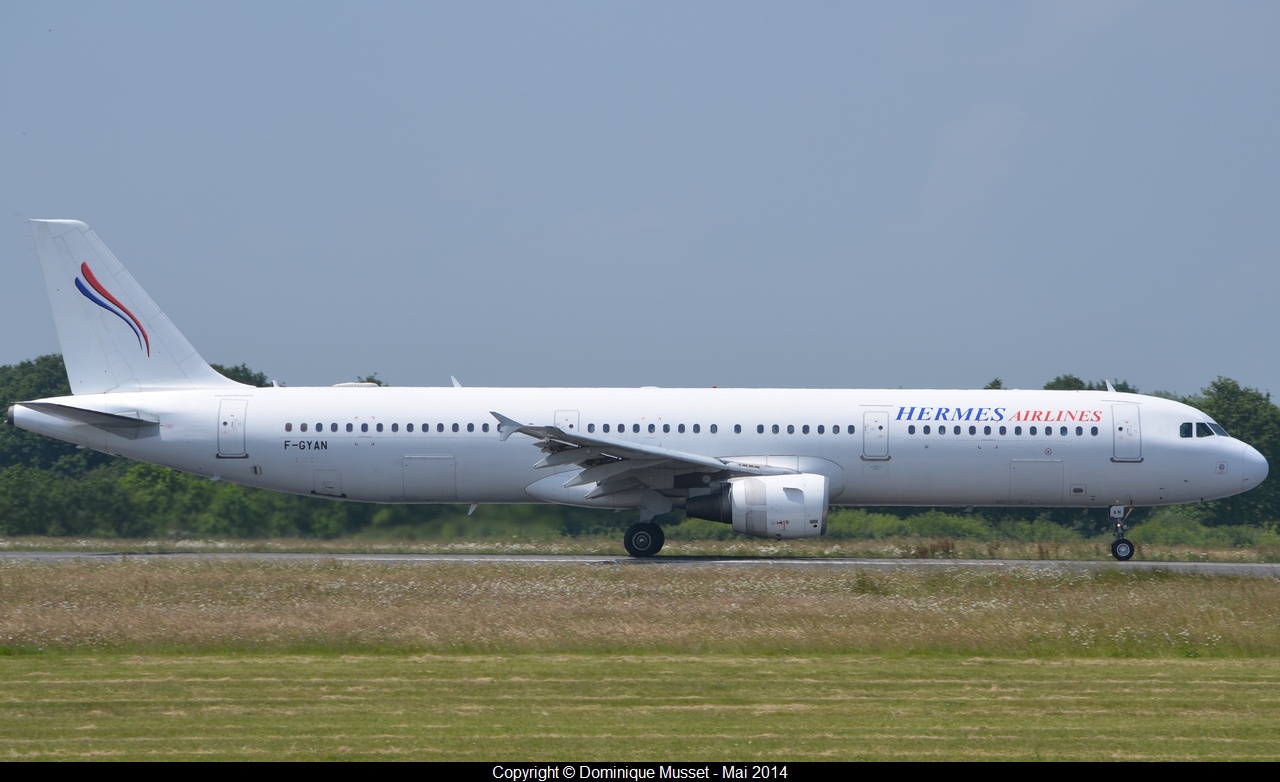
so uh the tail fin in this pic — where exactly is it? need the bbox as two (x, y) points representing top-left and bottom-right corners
(29, 219), (247, 394)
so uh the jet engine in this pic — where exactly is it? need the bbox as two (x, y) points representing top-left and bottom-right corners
(685, 474), (828, 539)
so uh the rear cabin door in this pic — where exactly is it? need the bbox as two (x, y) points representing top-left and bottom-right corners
(217, 399), (248, 458)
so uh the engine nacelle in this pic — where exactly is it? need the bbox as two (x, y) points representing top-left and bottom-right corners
(685, 473), (829, 539)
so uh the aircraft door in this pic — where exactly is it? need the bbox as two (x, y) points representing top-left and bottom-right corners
(403, 455), (457, 501)
(555, 410), (581, 434)
(217, 399), (247, 458)
(1010, 460), (1064, 504)
(1112, 404), (1142, 462)
(862, 411), (889, 460)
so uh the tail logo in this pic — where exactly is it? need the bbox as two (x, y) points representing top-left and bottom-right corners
(74, 262), (151, 356)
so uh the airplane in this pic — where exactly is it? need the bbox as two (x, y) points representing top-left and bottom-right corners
(6, 220), (1269, 561)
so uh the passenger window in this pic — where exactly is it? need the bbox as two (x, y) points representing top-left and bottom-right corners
(953, 426), (960, 435)
(693, 424), (701, 433)
(757, 425), (764, 434)
(817, 425), (825, 434)
(391, 423), (399, 432)
(362, 423), (369, 433)
(603, 424), (610, 433)
(772, 425), (780, 434)
(407, 424), (414, 433)
(588, 423), (595, 433)
(376, 423), (384, 432)
(1075, 426), (1083, 436)
(802, 425), (810, 434)
(734, 424), (741, 434)
(285, 423), (293, 432)
(923, 425), (931, 435)
(467, 423), (475, 432)
(663, 424), (670, 433)
(633, 424), (640, 434)
(648, 424), (656, 433)
(437, 423), (444, 432)
(347, 423), (354, 432)
(679, 424), (687, 433)
(968, 425), (976, 435)
(787, 425), (794, 434)
(301, 423), (308, 432)
(483, 423), (490, 432)
(983, 425), (991, 435)
(332, 423), (339, 432)
(1091, 426), (1099, 436)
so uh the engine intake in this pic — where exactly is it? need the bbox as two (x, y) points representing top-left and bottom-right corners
(686, 473), (828, 539)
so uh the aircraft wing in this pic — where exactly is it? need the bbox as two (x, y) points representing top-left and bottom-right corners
(491, 411), (793, 499)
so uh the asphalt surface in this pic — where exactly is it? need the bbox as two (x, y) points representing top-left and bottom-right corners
(1, 551), (1278, 578)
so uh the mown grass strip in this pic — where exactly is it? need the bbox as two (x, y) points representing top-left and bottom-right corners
(1, 654), (1278, 760)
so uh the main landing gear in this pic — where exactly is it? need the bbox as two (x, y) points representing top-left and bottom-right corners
(624, 521), (665, 557)
(1109, 504), (1134, 561)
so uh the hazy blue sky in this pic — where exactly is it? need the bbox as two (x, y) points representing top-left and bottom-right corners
(3, 2), (1277, 396)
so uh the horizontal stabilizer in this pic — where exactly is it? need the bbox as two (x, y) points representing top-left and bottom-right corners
(18, 401), (159, 439)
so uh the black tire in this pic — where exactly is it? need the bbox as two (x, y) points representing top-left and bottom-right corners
(1111, 538), (1134, 561)
(624, 522), (665, 558)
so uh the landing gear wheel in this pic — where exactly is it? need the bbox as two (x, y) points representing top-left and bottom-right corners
(624, 522), (665, 558)
(1111, 538), (1134, 561)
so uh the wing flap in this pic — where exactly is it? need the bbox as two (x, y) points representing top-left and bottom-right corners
(491, 411), (795, 495)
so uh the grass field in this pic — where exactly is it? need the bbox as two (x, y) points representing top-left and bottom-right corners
(3, 654), (1279, 761)
(2, 556), (1279, 760)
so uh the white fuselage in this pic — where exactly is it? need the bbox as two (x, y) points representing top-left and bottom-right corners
(13, 386), (1268, 511)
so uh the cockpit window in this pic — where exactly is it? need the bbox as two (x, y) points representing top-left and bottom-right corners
(1182, 421), (1229, 438)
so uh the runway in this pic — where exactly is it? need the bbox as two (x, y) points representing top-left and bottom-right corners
(2, 550), (1278, 578)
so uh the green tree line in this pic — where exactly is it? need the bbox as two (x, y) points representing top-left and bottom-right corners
(2, 357), (1277, 539)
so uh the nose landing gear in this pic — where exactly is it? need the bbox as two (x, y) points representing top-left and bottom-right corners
(1109, 504), (1134, 561)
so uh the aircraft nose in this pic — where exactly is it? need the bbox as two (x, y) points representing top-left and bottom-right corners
(1241, 443), (1269, 491)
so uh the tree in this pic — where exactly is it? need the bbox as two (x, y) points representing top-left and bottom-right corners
(212, 363), (270, 387)
(1042, 375), (1139, 393)
(0, 355), (112, 476)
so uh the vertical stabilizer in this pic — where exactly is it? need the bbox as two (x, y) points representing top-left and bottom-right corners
(29, 219), (247, 394)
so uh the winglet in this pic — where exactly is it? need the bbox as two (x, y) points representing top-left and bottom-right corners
(491, 411), (526, 442)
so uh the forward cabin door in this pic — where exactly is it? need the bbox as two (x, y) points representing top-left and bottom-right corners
(1112, 404), (1143, 462)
